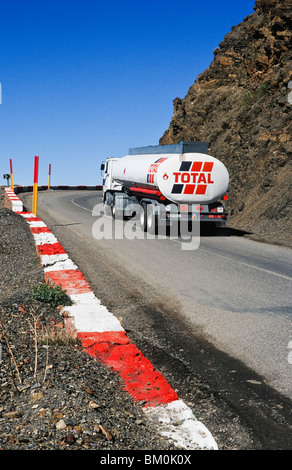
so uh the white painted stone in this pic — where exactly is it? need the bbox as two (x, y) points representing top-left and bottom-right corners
(63, 303), (124, 333)
(12, 201), (23, 211)
(33, 233), (58, 245)
(27, 221), (47, 228)
(40, 253), (69, 266)
(69, 292), (101, 305)
(43, 258), (78, 272)
(144, 399), (218, 450)
(20, 213), (37, 218)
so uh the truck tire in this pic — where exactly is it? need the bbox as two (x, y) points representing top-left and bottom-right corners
(147, 204), (157, 235)
(111, 198), (122, 220)
(111, 199), (116, 219)
(140, 202), (147, 232)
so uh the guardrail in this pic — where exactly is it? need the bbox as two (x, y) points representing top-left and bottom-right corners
(4, 186), (102, 212)
(13, 185), (102, 194)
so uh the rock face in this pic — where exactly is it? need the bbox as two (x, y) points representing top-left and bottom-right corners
(160, 0), (292, 245)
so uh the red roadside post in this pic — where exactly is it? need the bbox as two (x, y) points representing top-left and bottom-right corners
(10, 159), (14, 191)
(32, 156), (39, 215)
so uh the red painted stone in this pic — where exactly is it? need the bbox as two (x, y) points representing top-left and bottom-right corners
(45, 269), (92, 294)
(37, 242), (66, 255)
(25, 217), (43, 222)
(30, 227), (52, 234)
(78, 331), (178, 407)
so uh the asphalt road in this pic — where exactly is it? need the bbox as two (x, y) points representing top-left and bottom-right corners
(20, 189), (292, 449)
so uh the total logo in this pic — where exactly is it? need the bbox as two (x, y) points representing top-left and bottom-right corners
(147, 157), (168, 184)
(171, 161), (214, 195)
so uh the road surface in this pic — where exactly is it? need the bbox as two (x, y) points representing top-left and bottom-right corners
(20, 189), (292, 449)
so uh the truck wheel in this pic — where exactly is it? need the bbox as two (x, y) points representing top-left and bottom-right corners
(147, 204), (157, 235)
(111, 199), (116, 219)
(104, 204), (112, 216)
(140, 202), (147, 232)
(111, 198), (122, 220)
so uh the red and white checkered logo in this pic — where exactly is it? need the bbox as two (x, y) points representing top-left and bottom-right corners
(171, 161), (214, 195)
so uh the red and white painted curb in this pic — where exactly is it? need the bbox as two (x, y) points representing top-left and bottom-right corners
(4, 187), (218, 450)
(4, 188), (24, 212)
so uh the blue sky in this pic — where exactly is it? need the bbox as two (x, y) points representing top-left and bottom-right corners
(0, 0), (255, 186)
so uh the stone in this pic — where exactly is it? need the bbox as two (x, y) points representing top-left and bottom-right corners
(55, 419), (67, 430)
(99, 424), (114, 441)
(32, 392), (43, 403)
(3, 411), (21, 419)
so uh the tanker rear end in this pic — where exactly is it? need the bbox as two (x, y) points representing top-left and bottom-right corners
(100, 142), (229, 234)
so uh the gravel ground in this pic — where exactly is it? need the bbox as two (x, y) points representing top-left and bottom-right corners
(0, 198), (179, 450)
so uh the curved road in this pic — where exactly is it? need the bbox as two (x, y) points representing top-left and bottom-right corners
(20, 189), (292, 449)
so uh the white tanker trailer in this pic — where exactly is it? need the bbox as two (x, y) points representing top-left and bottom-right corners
(100, 141), (229, 234)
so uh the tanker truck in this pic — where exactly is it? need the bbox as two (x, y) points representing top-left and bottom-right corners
(100, 141), (229, 234)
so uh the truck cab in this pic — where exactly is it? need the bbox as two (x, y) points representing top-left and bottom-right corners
(101, 158), (122, 205)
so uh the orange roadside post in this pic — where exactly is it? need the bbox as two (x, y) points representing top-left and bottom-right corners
(32, 156), (39, 215)
(48, 164), (51, 189)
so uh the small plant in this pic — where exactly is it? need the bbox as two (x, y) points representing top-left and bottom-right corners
(30, 283), (73, 307)
(241, 81), (271, 106)
(0, 300), (78, 394)
(255, 80), (271, 98)
(242, 92), (254, 106)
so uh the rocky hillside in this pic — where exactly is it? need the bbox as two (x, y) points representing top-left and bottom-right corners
(160, 0), (292, 246)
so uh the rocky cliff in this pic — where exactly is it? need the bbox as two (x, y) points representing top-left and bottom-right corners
(160, 0), (292, 246)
